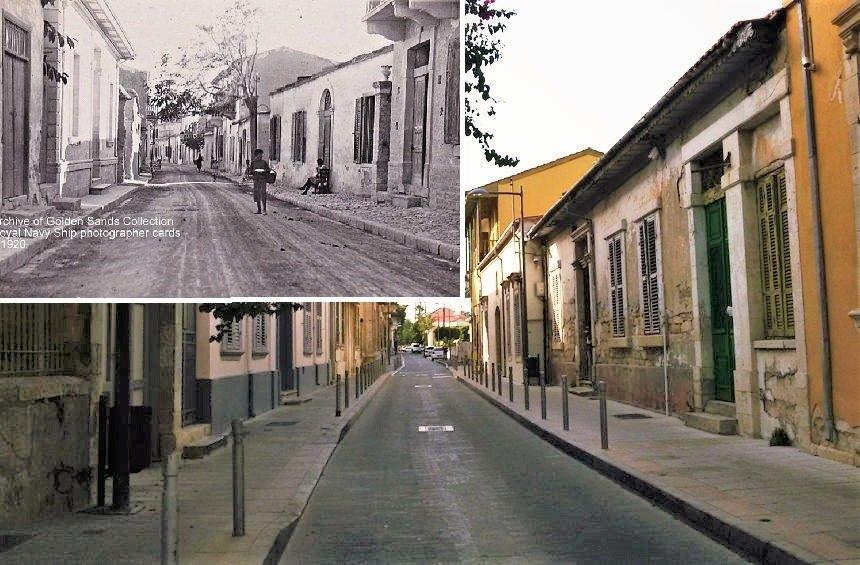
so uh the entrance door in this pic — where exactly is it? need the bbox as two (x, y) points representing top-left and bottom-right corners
(410, 72), (428, 190)
(278, 309), (295, 391)
(91, 50), (101, 178)
(181, 305), (197, 425)
(494, 306), (502, 371)
(575, 238), (594, 384)
(705, 198), (735, 402)
(2, 19), (30, 199)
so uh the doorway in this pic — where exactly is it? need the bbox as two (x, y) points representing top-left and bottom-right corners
(408, 42), (430, 194)
(494, 306), (503, 373)
(705, 198), (735, 402)
(574, 236), (594, 385)
(2, 18), (30, 200)
(278, 309), (295, 392)
(318, 89), (333, 170)
(181, 305), (197, 425)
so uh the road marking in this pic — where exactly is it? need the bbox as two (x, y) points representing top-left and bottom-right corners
(432, 376), (452, 379)
(414, 385), (433, 388)
(418, 425), (454, 432)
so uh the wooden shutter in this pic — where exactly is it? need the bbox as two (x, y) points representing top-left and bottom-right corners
(221, 320), (243, 354)
(314, 303), (323, 354)
(253, 315), (267, 353)
(353, 98), (362, 163)
(638, 215), (661, 335)
(609, 235), (626, 337)
(758, 168), (794, 337)
(444, 39), (460, 145)
(302, 302), (312, 354)
(513, 283), (522, 356)
(362, 96), (375, 164)
(551, 271), (562, 342)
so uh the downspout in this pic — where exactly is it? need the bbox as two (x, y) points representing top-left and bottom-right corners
(797, 0), (836, 442)
(586, 220), (599, 388)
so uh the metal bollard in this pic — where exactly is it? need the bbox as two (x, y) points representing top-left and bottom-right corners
(524, 368), (530, 411)
(508, 367), (514, 402)
(498, 367), (503, 397)
(562, 375), (570, 431)
(484, 362), (488, 387)
(540, 369), (547, 420)
(356, 367), (360, 399)
(231, 419), (245, 537)
(599, 380), (608, 449)
(161, 450), (179, 565)
(491, 363), (496, 392)
(295, 367), (300, 397)
(345, 370), (350, 409)
(335, 374), (341, 417)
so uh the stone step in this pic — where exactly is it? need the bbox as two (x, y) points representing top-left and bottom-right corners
(90, 183), (111, 195)
(683, 411), (738, 435)
(0, 205), (56, 223)
(391, 193), (422, 208)
(182, 434), (228, 459)
(705, 400), (737, 418)
(52, 197), (82, 211)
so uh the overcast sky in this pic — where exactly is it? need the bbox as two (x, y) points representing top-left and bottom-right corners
(111, 0), (390, 73)
(463, 0), (782, 189)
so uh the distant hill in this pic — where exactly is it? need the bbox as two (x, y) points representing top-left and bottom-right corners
(254, 46), (336, 104)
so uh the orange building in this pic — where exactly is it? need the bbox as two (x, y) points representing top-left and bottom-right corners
(786, 0), (860, 464)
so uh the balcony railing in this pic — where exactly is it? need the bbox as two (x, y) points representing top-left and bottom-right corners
(366, 0), (384, 13)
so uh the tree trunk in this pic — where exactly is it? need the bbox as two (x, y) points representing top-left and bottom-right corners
(246, 95), (258, 155)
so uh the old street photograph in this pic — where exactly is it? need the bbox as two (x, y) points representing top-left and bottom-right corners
(0, 0), (460, 298)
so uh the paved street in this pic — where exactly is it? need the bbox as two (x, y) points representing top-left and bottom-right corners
(0, 165), (458, 297)
(281, 355), (746, 564)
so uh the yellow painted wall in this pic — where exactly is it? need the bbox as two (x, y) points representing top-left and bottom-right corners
(785, 0), (860, 448)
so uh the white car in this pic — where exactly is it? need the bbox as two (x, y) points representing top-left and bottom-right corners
(431, 347), (447, 360)
(423, 346), (435, 358)
(410, 343), (424, 354)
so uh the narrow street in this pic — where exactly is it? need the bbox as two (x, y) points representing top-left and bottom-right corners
(0, 165), (458, 297)
(281, 355), (747, 564)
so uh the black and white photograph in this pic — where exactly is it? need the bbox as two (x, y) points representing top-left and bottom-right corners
(0, 0), (460, 298)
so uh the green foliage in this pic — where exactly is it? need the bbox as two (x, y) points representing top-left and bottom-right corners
(199, 302), (301, 342)
(769, 427), (792, 447)
(436, 326), (469, 343)
(149, 79), (204, 123)
(465, 0), (518, 167)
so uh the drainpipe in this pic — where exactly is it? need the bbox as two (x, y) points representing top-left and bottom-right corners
(797, 0), (836, 442)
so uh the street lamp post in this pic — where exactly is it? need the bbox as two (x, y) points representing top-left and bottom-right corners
(466, 186), (530, 410)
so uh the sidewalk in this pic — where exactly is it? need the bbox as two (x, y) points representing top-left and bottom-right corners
(0, 363), (395, 565)
(0, 180), (148, 277)
(220, 170), (459, 262)
(449, 365), (860, 564)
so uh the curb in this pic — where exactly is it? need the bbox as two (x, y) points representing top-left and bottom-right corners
(455, 374), (815, 565)
(227, 176), (459, 262)
(0, 181), (147, 278)
(263, 361), (398, 565)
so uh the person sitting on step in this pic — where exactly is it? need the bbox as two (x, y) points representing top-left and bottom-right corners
(299, 159), (330, 195)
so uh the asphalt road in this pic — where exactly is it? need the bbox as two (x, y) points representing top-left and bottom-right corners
(281, 354), (748, 564)
(0, 166), (458, 297)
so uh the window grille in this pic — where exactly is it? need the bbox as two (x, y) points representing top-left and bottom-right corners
(699, 149), (725, 193)
(3, 19), (29, 59)
(608, 234), (626, 337)
(758, 167), (794, 337)
(0, 305), (69, 377)
(638, 214), (662, 335)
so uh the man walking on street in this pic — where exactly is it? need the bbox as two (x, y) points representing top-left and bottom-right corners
(194, 154), (203, 173)
(249, 149), (271, 214)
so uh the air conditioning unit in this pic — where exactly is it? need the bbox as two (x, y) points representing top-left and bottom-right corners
(535, 281), (546, 298)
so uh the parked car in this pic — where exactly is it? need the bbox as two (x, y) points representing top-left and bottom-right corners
(410, 343), (423, 354)
(431, 347), (447, 360)
(423, 346), (435, 358)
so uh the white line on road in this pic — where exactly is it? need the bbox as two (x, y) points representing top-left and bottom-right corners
(417, 425), (454, 432)
(414, 385), (433, 388)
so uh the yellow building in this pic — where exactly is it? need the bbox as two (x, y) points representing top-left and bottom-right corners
(786, 0), (860, 463)
(465, 149), (601, 382)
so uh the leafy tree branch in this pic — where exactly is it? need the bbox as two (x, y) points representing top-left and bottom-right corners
(199, 302), (301, 342)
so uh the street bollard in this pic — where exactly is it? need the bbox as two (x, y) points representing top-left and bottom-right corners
(599, 380), (608, 449)
(231, 419), (245, 537)
(562, 375), (570, 431)
(540, 369), (547, 420)
(491, 363), (496, 392)
(524, 368), (530, 411)
(498, 367), (503, 397)
(335, 374), (341, 417)
(295, 367), (300, 397)
(356, 367), (360, 399)
(345, 370), (350, 409)
(484, 362), (488, 387)
(161, 449), (179, 565)
(508, 366), (514, 402)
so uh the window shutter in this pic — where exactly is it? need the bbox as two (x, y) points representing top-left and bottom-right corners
(353, 98), (362, 163)
(638, 216), (661, 335)
(513, 283), (522, 356)
(609, 236), (626, 337)
(551, 271), (562, 342)
(303, 303), (312, 355)
(315, 303), (323, 354)
(758, 168), (794, 337)
(444, 39), (460, 145)
(363, 96), (375, 164)
(300, 111), (306, 163)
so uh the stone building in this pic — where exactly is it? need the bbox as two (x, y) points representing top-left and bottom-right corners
(530, 12), (813, 441)
(268, 45), (394, 196)
(364, 0), (460, 209)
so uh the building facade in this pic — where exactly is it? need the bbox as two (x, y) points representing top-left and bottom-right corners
(364, 0), (460, 209)
(269, 45), (394, 196)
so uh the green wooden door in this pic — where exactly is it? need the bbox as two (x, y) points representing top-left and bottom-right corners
(705, 199), (735, 402)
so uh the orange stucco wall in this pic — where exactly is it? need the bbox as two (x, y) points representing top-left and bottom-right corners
(785, 0), (860, 440)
